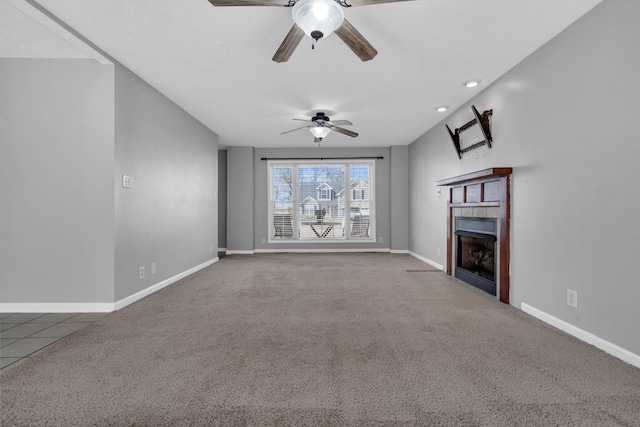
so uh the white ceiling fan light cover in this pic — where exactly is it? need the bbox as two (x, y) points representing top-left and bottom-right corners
(309, 126), (332, 138)
(292, 0), (345, 40)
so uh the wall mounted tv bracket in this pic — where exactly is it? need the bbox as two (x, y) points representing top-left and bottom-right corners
(446, 105), (493, 159)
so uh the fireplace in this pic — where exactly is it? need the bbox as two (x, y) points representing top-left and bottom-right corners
(435, 168), (511, 303)
(455, 217), (497, 296)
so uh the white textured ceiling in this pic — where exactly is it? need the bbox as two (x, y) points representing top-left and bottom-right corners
(2, 0), (602, 148)
(0, 0), (88, 58)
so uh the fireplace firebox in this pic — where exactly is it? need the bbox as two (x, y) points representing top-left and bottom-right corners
(455, 217), (497, 296)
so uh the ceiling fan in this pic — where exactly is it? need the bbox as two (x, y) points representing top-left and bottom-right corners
(208, 0), (412, 62)
(281, 112), (358, 143)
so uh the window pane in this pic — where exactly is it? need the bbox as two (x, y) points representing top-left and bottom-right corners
(297, 165), (344, 221)
(272, 166), (292, 202)
(348, 165), (370, 238)
(272, 166), (293, 239)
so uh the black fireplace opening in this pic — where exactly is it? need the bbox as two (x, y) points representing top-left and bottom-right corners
(454, 217), (497, 296)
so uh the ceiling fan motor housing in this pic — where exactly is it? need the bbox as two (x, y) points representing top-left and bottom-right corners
(312, 112), (329, 124)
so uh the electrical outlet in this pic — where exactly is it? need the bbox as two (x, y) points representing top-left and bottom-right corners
(567, 289), (578, 308)
(261, 237), (265, 244)
(151, 262), (156, 274)
(122, 175), (132, 188)
(378, 236), (383, 243)
(139, 266), (145, 279)
(437, 248), (441, 256)
(209, 244), (213, 253)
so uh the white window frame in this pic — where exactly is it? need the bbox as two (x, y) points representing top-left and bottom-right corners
(268, 160), (375, 243)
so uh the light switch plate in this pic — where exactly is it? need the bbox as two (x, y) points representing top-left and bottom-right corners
(567, 289), (578, 308)
(122, 175), (132, 188)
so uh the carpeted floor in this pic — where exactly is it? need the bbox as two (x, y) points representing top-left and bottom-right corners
(1, 253), (639, 426)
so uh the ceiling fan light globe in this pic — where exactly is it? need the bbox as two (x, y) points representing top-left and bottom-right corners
(310, 126), (331, 139)
(292, 0), (344, 40)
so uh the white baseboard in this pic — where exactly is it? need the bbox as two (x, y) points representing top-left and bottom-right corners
(521, 303), (640, 369)
(114, 258), (218, 310)
(390, 250), (409, 254)
(0, 258), (219, 313)
(225, 250), (255, 255)
(0, 302), (115, 313)
(254, 248), (391, 254)
(409, 251), (444, 271)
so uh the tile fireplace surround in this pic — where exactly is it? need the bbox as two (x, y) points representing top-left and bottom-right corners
(435, 168), (512, 303)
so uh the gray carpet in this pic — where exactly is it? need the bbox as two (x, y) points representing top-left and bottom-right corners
(2, 253), (639, 426)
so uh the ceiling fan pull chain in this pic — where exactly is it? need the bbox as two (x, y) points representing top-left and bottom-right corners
(310, 31), (322, 51)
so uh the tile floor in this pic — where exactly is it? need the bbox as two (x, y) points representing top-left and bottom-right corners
(0, 312), (107, 374)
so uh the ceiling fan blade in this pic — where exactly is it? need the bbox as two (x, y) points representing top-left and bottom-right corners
(330, 120), (353, 126)
(281, 125), (312, 135)
(273, 24), (305, 63)
(209, 0), (286, 6)
(334, 19), (378, 62)
(345, 0), (414, 5)
(331, 126), (359, 138)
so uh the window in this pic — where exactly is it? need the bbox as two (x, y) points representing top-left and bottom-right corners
(319, 187), (331, 200)
(269, 161), (374, 242)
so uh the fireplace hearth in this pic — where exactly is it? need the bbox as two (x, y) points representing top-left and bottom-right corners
(455, 217), (497, 295)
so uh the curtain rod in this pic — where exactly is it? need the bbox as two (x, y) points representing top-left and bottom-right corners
(261, 156), (383, 161)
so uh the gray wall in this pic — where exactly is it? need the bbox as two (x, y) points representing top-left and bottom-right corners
(0, 59), (115, 304)
(114, 64), (218, 300)
(0, 56), (218, 307)
(226, 146), (255, 253)
(408, 0), (640, 355)
(218, 149), (227, 251)
(390, 146), (409, 252)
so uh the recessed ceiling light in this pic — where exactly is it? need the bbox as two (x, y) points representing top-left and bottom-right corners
(436, 106), (448, 112)
(463, 79), (480, 88)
